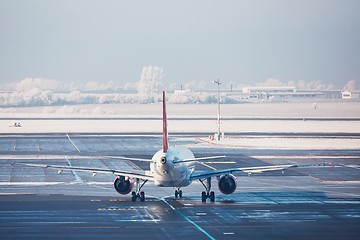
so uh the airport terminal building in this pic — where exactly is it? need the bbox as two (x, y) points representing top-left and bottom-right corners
(223, 87), (358, 102)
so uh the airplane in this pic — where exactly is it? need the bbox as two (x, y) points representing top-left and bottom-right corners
(27, 91), (325, 202)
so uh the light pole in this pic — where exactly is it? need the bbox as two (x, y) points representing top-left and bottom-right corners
(213, 79), (222, 140)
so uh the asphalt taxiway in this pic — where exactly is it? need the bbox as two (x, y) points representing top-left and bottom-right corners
(0, 134), (359, 239)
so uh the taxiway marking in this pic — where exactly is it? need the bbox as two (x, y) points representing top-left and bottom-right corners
(65, 156), (84, 183)
(66, 133), (81, 153)
(161, 198), (216, 240)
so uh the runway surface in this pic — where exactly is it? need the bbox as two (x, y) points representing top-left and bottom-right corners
(0, 133), (359, 239)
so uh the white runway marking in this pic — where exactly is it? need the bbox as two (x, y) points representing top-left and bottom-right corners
(65, 156), (84, 183)
(66, 134), (81, 153)
(160, 198), (216, 240)
(200, 162), (217, 170)
(338, 164), (360, 170)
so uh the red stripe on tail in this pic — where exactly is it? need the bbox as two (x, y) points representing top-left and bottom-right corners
(162, 91), (168, 153)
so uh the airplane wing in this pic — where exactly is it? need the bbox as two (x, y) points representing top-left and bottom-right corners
(173, 155), (226, 163)
(103, 156), (153, 162)
(26, 163), (154, 181)
(190, 163), (326, 180)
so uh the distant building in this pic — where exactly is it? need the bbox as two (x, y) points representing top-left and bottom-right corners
(321, 90), (342, 99)
(226, 86), (326, 102)
(268, 91), (324, 101)
(242, 86), (295, 93)
(342, 91), (352, 99)
(342, 91), (360, 99)
(197, 87), (358, 103)
(228, 92), (263, 101)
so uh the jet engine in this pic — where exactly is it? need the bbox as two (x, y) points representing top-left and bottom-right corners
(114, 176), (134, 195)
(218, 174), (237, 194)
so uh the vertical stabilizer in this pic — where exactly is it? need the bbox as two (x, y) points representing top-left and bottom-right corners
(162, 91), (169, 153)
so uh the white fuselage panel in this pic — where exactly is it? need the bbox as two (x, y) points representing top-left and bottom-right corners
(150, 146), (195, 187)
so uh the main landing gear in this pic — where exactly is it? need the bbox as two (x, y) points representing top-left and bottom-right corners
(175, 188), (183, 198)
(131, 178), (148, 202)
(199, 178), (215, 202)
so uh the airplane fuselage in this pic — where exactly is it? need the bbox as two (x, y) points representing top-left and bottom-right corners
(150, 146), (195, 187)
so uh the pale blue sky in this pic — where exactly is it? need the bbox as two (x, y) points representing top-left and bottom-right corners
(1, 0), (359, 88)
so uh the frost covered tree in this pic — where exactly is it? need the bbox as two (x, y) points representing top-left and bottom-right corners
(343, 80), (357, 91)
(137, 66), (164, 95)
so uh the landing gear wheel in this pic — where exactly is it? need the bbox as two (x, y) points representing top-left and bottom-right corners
(140, 191), (145, 202)
(131, 191), (137, 202)
(200, 178), (215, 203)
(132, 178), (148, 202)
(210, 191), (215, 202)
(175, 189), (183, 199)
(201, 191), (207, 202)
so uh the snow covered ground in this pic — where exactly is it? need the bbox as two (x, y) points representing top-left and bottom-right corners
(1, 119), (359, 135)
(1, 102), (359, 150)
(1, 102), (359, 132)
(1, 101), (360, 118)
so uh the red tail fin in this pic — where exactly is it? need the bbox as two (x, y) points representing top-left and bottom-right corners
(162, 91), (168, 153)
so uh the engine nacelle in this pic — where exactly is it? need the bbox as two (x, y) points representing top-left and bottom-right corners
(113, 176), (134, 195)
(218, 174), (237, 194)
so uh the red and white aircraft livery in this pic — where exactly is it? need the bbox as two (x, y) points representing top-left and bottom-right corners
(27, 91), (324, 202)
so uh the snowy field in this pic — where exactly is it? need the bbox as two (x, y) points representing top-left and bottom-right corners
(1, 102), (359, 150)
(1, 119), (359, 135)
(1, 101), (360, 118)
